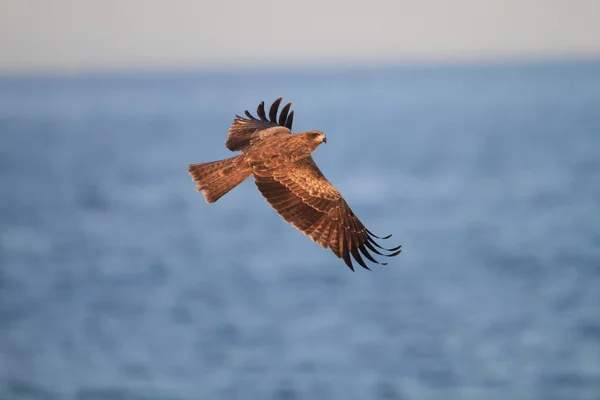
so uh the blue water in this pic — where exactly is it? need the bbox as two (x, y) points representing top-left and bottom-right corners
(1, 62), (599, 399)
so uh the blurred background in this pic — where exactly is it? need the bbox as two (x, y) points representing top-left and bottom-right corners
(1, 1), (600, 399)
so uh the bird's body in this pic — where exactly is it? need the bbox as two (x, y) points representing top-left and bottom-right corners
(188, 98), (401, 271)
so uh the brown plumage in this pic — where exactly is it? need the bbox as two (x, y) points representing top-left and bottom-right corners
(188, 98), (401, 271)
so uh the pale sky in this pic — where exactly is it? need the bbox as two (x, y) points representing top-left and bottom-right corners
(1, 0), (599, 73)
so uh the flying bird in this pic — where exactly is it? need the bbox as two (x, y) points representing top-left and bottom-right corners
(188, 98), (401, 271)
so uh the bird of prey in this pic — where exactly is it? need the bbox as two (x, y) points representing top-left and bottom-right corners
(188, 98), (401, 271)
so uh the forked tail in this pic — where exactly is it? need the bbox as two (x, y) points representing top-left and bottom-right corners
(188, 155), (252, 203)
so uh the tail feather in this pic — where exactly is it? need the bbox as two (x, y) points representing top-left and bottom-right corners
(188, 156), (251, 203)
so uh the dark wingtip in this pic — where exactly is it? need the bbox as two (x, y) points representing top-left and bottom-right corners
(367, 236), (402, 252)
(366, 229), (392, 240)
(358, 243), (380, 264)
(256, 101), (267, 120)
(279, 102), (291, 127)
(387, 249), (402, 257)
(386, 244), (402, 252)
(350, 247), (370, 270)
(363, 237), (402, 261)
(241, 98), (294, 129)
(342, 252), (355, 271)
(364, 240), (385, 256)
(285, 110), (294, 129)
(269, 98), (282, 122)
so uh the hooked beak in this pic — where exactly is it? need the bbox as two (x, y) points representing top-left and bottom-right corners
(323, 136), (327, 144)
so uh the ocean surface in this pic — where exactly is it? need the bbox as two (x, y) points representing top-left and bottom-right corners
(1, 62), (599, 400)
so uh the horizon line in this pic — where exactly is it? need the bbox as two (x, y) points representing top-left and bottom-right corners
(1, 55), (599, 79)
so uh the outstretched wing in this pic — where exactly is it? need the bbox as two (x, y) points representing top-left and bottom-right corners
(253, 157), (401, 271)
(226, 98), (295, 152)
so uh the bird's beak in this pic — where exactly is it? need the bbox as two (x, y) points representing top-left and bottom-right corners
(323, 137), (327, 144)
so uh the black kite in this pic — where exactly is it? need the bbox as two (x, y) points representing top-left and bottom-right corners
(188, 98), (401, 271)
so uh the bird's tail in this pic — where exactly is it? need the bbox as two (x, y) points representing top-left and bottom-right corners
(188, 155), (252, 203)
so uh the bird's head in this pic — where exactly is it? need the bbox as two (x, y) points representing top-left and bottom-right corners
(307, 130), (327, 148)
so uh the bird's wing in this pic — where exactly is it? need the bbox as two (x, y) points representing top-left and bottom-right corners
(253, 157), (401, 270)
(226, 98), (294, 152)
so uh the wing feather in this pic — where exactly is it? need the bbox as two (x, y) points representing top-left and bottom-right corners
(269, 98), (282, 122)
(226, 98), (294, 152)
(328, 225), (341, 259)
(254, 157), (400, 270)
(256, 101), (267, 120)
(285, 111), (294, 129)
(310, 217), (331, 245)
(278, 103), (291, 126)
